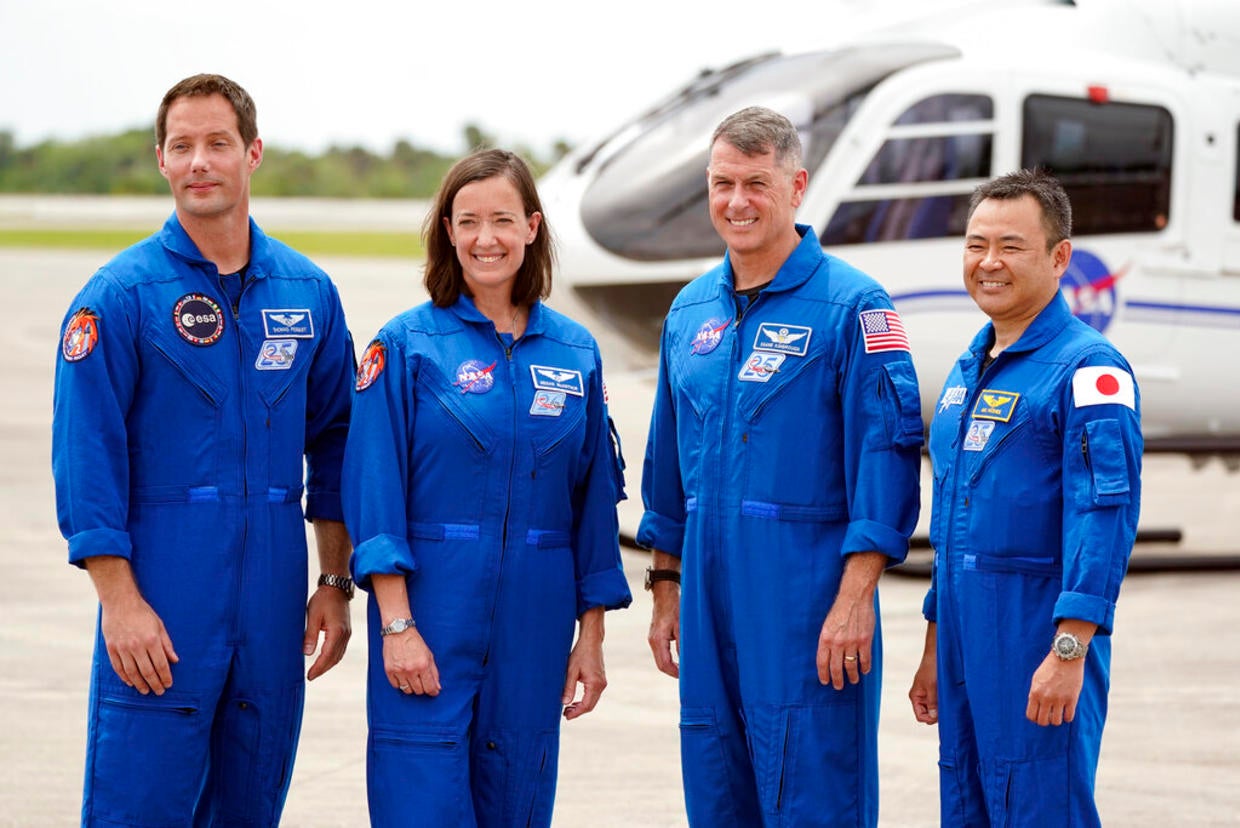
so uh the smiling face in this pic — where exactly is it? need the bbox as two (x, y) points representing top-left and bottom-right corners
(156, 93), (261, 223)
(444, 175), (541, 302)
(964, 194), (1072, 342)
(706, 140), (806, 282)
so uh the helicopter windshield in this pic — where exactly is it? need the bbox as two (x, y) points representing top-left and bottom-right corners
(578, 43), (960, 262)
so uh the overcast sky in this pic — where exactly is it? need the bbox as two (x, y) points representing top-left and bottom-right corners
(0, 0), (962, 156)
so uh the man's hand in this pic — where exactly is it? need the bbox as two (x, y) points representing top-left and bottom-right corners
(100, 593), (179, 695)
(817, 551), (884, 689)
(1027, 652), (1085, 726)
(304, 585), (351, 680)
(647, 551), (681, 678)
(384, 628), (440, 697)
(909, 622), (938, 724)
(563, 607), (607, 720)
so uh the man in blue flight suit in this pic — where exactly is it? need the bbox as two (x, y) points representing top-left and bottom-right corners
(908, 169), (1142, 827)
(52, 74), (356, 827)
(640, 106), (924, 826)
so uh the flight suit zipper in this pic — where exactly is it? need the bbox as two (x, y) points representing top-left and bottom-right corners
(224, 271), (254, 640)
(484, 331), (518, 667)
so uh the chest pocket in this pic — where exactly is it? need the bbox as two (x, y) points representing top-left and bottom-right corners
(417, 360), (497, 456)
(255, 336), (316, 411)
(144, 326), (229, 408)
(738, 351), (828, 424)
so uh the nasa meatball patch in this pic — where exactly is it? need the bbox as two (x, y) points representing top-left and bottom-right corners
(173, 294), (225, 346)
(1072, 366), (1135, 410)
(62, 307), (100, 362)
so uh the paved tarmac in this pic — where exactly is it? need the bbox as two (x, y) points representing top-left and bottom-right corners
(2, 236), (1238, 826)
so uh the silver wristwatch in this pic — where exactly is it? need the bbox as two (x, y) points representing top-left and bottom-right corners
(317, 573), (354, 600)
(1052, 631), (1088, 661)
(380, 617), (416, 637)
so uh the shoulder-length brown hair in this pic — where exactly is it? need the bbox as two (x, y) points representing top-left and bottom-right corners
(423, 149), (556, 308)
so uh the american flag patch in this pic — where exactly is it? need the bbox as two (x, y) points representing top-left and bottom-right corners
(858, 309), (910, 353)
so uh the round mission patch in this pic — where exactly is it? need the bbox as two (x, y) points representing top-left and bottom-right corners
(62, 307), (100, 362)
(173, 294), (225, 346)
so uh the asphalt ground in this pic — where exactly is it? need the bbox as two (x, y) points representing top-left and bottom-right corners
(3, 234), (1238, 826)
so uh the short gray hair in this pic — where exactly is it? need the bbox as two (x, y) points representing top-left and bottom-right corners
(711, 106), (803, 170)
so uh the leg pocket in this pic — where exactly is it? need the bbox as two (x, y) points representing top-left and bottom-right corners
(368, 726), (472, 828)
(679, 707), (759, 826)
(87, 689), (208, 827)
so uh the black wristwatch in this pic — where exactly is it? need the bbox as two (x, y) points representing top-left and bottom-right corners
(644, 567), (681, 591)
(317, 573), (355, 601)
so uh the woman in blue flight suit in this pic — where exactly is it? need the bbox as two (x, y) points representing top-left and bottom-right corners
(342, 149), (632, 827)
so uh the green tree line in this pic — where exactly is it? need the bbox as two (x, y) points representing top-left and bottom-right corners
(0, 126), (571, 198)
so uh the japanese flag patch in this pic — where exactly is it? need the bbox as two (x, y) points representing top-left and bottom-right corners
(1072, 366), (1135, 409)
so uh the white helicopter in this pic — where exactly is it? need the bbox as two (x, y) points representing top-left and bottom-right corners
(539, 0), (1240, 461)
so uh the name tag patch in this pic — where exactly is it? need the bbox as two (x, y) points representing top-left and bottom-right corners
(754, 323), (811, 357)
(530, 390), (567, 417)
(530, 365), (584, 397)
(262, 309), (315, 339)
(963, 419), (995, 451)
(738, 351), (785, 382)
(972, 389), (1020, 422)
(255, 339), (298, 370)
(939, 385), (968, 412)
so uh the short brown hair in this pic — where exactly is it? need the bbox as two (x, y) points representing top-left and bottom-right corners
(156, 74), (258, 149)
(968, 168), (1072, 250)
(423, 149), (555, 308)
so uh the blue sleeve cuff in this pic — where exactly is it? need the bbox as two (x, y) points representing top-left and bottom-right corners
(841, 519), (909, 564)
(921, 587), (937, 622)
(576, 567), (634, 617)
(68, 528), (133, 569)
(1053, 591), (1116, 635)
(636, 510), (684, 557)
(305, 490), (344, 523)
(350, 533), (417, 590)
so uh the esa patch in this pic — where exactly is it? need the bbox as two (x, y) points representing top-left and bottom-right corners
(530, 390), (567, 417)
(454, 359), (497, 395)
(255, 339), (298, 370)
(971, 389), (1020, 422)
(355, 339), (386, 391)
(690, 318), (729, 355)
(262, 309), (314, 338)
(1072, 366), (1135, 410)
(737, 351), (785, 382)
(963, 419), (995, 452)
(173, 294), (225, 346)
(530, 365), (584, 397)
(938, 385), (968, 412)
(858, 309), (910, 353)
(62, 307), (100, 362)
(753, 323), (811, 357)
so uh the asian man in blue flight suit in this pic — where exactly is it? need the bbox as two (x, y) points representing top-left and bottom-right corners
(909, 169), (1142, 827)
(640, 106), (924, 826)
(52, 74), (356, 827)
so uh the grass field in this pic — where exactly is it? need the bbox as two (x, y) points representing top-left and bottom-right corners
(0, 228), (422, 259)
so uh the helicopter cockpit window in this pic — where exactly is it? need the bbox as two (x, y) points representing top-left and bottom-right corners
(1022, 94), (1173, 234)
(823, 93), (994, 245)
(576, 44), (960, 262)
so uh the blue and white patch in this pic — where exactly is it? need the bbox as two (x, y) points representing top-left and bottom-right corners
(530, 365), (584, 397)
(255, 338), (298, 370)
(262, 309), (315, 339)
(454, 359), (497, 395)
(963, 419), (995, 452)
(690, 318), (729, 355)
(530, 390), (567, 417)
(939, 385), (968, 412)
(738, 351), (785, 382)
(753, 322), (811, 356)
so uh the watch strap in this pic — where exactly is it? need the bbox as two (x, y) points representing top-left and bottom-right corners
(317, 573), (354, 600)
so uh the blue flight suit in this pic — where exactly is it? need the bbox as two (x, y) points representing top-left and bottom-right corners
(52, 214), (355, 827)
(923, 292), (1142, 827)
(638, 226), (924, 827)
(342, 295), (632, 828)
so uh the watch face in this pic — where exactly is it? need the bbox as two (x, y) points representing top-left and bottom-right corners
(1055, 633), (1082, 658)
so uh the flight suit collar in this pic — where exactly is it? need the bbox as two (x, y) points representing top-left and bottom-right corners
(717, 223), (823, 296)
(158, 212), (271, 280)
(448, 293), (547, 338)
(965, 290), (1074, 371)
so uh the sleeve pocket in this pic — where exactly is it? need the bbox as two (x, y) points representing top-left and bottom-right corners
(1085, 418), (1131, 507)
(881, 361), (925, 449)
